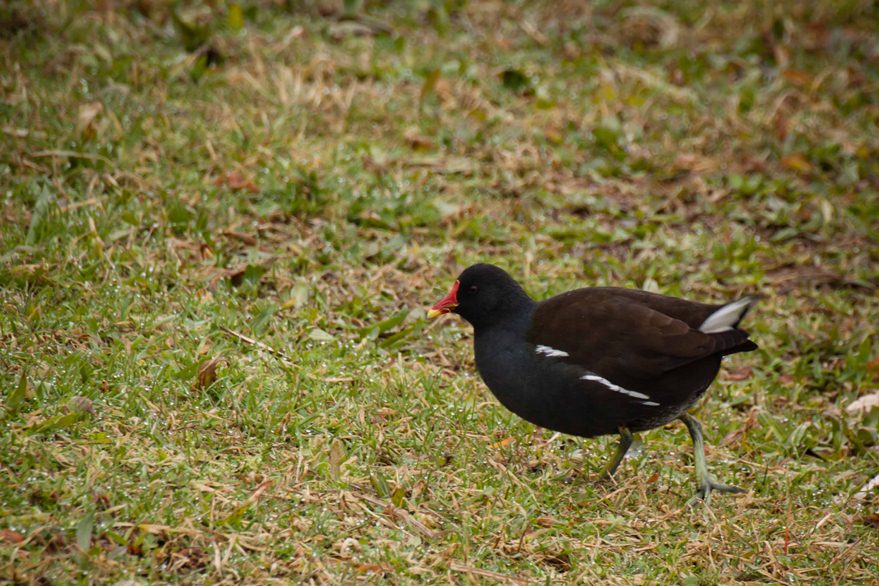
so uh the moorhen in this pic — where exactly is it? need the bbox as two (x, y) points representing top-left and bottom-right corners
(428, 263), (758, 501)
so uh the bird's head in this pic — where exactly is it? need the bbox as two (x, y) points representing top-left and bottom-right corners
(428, 263), (531, 328)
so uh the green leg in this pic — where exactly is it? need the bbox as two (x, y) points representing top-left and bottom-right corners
(600, 426), (633, 480)
(679, 413), (744, 503)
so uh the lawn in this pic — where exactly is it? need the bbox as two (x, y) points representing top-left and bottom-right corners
(1, 1), (878, 583)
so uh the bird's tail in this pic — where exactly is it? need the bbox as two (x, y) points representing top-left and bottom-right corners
(700, 296), (760, 356)
(699, 296), (758, 334)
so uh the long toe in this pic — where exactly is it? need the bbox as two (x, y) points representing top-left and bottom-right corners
(689, 478), (745, 505)
(707, 480), (745, 495)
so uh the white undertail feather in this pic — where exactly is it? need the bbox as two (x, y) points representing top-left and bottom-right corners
(699, 296), (756, 334)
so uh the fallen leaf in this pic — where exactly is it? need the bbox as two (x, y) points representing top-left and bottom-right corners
(846, 391), (879, 415)
(68, 396), (96, 417)
(327, 21), (374, 40)
(308, 328), (335, 342)
(781, 154), (813, 174)
(220, 230), (257, 246)
(854, 473), (879, 500)
(228, 262), (269, 287)
(404, 127), (434, 150)
(357, 563), (391, 574)
(77, 102), (103, 135)
(328, 438), (345, 481)
(720, 408), (759, 446)
(544, 127), (564, 144)
(194, 357), (223, 390)
(0, 529), (24, 543)
(778, 374), (795, 386)
(490, 436), (514, 449)
(214, 171), (259, 193)
(406, 155), (474, 174)
(540, 552), (572, 572)
(782, 69), (812, 87)
(281, 283), (309, 310)
(725, 367), (753, 381)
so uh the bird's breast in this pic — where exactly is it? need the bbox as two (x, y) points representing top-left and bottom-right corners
(473, 332), (534, 412)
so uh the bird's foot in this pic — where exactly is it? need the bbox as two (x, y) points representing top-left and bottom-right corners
(687, 477), (745, 505)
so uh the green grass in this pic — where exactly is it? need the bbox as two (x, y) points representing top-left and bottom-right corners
(2, 1), (878, 583)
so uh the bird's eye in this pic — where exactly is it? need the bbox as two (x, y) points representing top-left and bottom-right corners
(469, 285), (479, 294)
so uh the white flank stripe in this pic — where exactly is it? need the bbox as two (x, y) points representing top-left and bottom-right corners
(535, 344), (569, 358)
(580, 373), (652, 401)
(641, 401), (660, 406)
(699, 297), (754, 334)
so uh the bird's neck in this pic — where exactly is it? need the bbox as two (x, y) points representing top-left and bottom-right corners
(471, 300), (537, 417)
(471, 296), (537, 337)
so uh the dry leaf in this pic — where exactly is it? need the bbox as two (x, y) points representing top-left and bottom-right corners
(404, 127), (434, 150)
(214, 171), (259, 193)
(356, 563), (391, 574)
(720, 408), (759, 446)
(328, 438), (345, 481)
(0, 529), (24, 543)
(725, 366), (753, 381)
(782, 69), (812, 86)
(781, 154), (813, 174)
(854, 473), (879, 500)
(77, 101), (103, 135)
(544, 127), (564, 144)
(68, 396), (96, 417)
(490, 436), (514, 449)
(220, 230), (257, 246)
(540, 552), (572, 572)
(194, 357), (223, 390)
(327, 21), (373, 40)
(846, 391), (879, 415)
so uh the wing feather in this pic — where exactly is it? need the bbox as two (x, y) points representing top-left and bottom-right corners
(527, 289), (751, 382)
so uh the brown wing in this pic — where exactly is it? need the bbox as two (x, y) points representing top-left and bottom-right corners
(526, 288), (747, 383)
(579, 287), (720, 328)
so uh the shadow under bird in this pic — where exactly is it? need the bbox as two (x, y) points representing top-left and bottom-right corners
(428, 263), (758, 501)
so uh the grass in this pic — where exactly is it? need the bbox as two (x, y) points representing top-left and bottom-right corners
(1, 0), (878, 583)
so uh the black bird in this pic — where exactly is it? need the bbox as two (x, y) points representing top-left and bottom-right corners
(428, 263), (758, 500)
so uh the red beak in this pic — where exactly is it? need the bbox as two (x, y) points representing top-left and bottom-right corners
(428, 280), (460, 319)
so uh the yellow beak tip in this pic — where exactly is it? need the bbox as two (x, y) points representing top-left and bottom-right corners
(427, 308), (444, 319)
